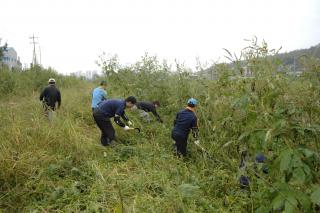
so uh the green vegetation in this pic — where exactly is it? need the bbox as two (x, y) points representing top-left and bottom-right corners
(0, 40), (8, 61)
(0, 40), (320, 212)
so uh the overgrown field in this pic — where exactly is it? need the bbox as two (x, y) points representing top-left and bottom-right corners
(1, 41), (320, 212)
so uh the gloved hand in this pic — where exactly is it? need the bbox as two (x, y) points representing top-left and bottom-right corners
(128, 121), (133, 126)
(124, 126), (133, 131)
(194, 140), (200, 145)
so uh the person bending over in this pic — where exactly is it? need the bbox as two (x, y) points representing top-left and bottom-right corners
(93, 96), (136, 146)
(171, 98), (199, 157)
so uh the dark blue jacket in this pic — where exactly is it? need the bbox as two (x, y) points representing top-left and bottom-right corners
(97, 99), (126, 118)
(172, 108), (198, 139)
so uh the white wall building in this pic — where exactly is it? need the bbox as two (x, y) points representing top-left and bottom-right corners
(1, 47), (22, 70)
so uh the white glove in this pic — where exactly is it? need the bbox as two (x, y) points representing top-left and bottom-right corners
(124, 126), (132, 131)
(128, 121), (133, 126)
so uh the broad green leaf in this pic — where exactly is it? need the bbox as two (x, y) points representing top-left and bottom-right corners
(272, 195), (284, 210)
(295, 191), (311, 211)
(280, 149), (293, 172)
(284, 195), (298, 213)
(292, 168), (306, 184)
(300, 148), (314, 158)
(255, 206), (269, 213)
(302, 164), (312, 178)
(310, 185), (320, 205)
(291, 153), (303, 167)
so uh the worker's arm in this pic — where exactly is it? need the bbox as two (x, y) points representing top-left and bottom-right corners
(57, 89), (61, 107)
(102, 90), (107, 100)
(192, 127), (199, 139)
(114, 115), (126, 127)
(151, 109), (163, 123)
(121, 113), (129, 122)
(39, 88), (46, 101)
(114, 105), (129, 128)
(191, 117), (199, 139)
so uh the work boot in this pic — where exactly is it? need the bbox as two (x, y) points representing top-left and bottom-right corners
(101, 137), (111, 146)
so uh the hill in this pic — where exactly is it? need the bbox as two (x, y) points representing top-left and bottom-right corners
(200, 42), (320, 79)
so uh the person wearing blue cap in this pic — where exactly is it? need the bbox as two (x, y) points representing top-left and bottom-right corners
(91, 80), (108, 111)
(171, 98), (199, 157)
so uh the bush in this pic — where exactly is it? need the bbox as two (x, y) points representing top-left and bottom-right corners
(0, 66), (83, 98)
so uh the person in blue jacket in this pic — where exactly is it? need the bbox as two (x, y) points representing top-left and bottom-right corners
(171, 98), (199, 157)
(93, 96), (136, 146)
(91, 80), (107, 111)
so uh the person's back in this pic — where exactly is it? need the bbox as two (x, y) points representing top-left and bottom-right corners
(91, 81), (107, 110)
(171, 98), (198, 157)
(40, 79), (61, 110)
(173, 108), (197, 139)
(136, 101), (162, 122)
(137, 101), (155, 112)
(97, 99), (125, 118)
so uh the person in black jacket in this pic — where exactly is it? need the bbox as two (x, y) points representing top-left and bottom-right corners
(171, 98), (199, 157)
(136, 101), (163, 123)
(39, 78), (61, 120)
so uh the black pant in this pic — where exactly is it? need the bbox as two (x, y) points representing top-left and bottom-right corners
(93, 109), (115, 146)
(171, 131), (188, 157)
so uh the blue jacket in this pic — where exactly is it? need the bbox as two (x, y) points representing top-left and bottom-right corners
(97, 99), (126, 118)
(172, 108), (198, 139)
(92, 87), (107, 108)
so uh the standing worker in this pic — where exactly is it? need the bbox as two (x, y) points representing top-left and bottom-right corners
(171, 98), (199, 157)
(92, 80), (107, 111)
(39, 78), (61, 121)
(93, 96), (137, 146)
(136, 101), (163, 123)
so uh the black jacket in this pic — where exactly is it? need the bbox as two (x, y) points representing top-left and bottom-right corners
(40, 85), (61, 109)
(136, 101), (162, 122)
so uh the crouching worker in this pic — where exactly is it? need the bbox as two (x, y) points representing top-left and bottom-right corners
(39, 78), (61, 121)
(93, 96), (137, 146)
(171, 98), (199, 157)
(136, 101), (163, 123)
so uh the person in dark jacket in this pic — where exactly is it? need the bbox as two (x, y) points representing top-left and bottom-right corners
(93, 96), (136, 146)
(39, 78), (61, 120)
(136, 101), (163, 123)
(171, 98), (199, 157)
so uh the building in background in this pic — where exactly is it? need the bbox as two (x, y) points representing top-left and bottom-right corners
(1, 47), (22, 70)
(70, 70), (100, 80)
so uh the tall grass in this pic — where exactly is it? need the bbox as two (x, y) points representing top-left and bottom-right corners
(1, 40), (320, 212)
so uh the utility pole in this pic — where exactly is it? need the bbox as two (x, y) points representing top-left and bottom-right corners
(38, 45), (42, 64)
(29, 34), (38, 67)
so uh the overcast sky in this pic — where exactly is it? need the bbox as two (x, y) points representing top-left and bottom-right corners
(1, 0), (319, 74)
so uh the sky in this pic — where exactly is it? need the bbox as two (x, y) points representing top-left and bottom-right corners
(1, 0), (319, 74)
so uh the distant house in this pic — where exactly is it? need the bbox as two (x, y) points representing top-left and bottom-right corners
(1, 47), (22, 70)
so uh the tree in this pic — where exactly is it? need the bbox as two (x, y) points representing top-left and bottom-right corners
(0, 39), (8, 61)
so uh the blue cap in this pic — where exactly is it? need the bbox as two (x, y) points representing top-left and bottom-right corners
(187, 98), (198, 106)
